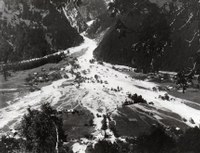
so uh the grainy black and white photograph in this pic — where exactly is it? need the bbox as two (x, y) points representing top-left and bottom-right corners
(0, 0), (200, 152)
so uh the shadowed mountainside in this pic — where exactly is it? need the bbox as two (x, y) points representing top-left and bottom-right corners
(0, 0), (83, 62)
(94, 0), (200, 71)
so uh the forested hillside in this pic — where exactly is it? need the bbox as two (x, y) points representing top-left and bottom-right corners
(94, 0), (200, 71)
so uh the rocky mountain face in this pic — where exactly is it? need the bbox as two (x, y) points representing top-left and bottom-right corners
(94, 0), (200, 71)
(62, 1), (88, 33)
(2, 0), (199, 71)
(163, 0), (200, 71)
(0, 0), (83, 62)
(62, 0), (110, 33)
(77, 0), (108, 20)
(72, 0), (113, 37)
(0, 0), (112, 62)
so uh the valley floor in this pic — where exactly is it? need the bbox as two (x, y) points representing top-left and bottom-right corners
(0, 35), (200, 152)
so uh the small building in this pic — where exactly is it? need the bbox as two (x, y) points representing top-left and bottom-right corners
(128, 118), (138, 122)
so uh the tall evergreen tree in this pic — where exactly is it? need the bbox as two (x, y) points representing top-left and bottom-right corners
(19, 103), (65, 153)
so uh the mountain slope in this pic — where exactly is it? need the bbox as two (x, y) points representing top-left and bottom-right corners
(94, 0), (200, 71)
(0, 0), (83, 62)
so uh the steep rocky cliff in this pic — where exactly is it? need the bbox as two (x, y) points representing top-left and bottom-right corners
(0, 0), (83, 62)
(62, 1), (88, 33)
(94, 0), (200, 71)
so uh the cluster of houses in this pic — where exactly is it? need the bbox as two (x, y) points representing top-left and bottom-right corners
(26, 68), (65, 86)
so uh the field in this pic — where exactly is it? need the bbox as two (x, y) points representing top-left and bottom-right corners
(125, 70), (200, 104)
(62, 105), (95, 140)
(113, 103), (190, 138)
(0, 59), (70, 107)
(113, 106), (158, 137)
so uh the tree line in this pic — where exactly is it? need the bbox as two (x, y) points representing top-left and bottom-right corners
(1, 102), (200, 153)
